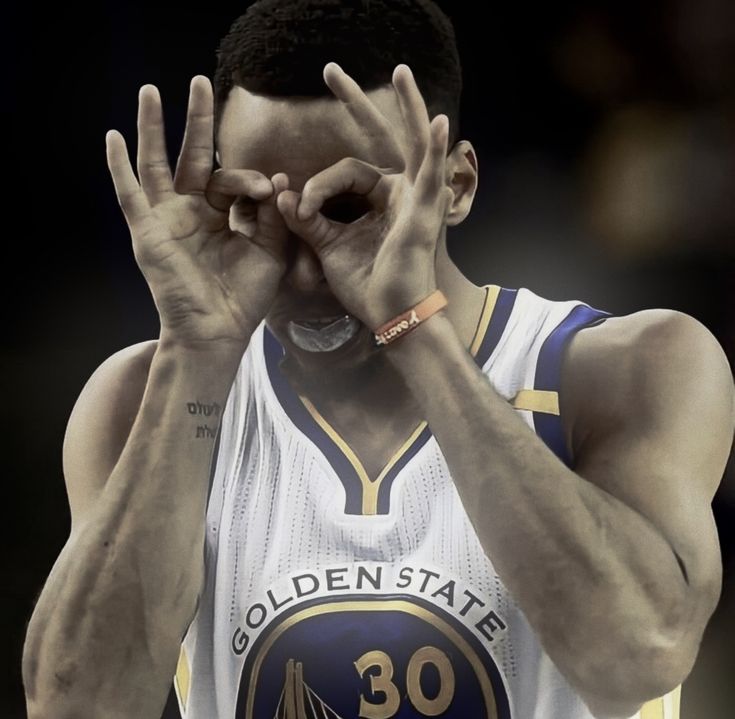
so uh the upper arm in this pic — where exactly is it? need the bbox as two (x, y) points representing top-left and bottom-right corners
(62, 339), (158, 538)
(562, 309), (734, 618)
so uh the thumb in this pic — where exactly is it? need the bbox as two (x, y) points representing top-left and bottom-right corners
(276, 190), (339, 257)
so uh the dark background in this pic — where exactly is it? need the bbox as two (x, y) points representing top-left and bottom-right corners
(5, 1), (734, 716)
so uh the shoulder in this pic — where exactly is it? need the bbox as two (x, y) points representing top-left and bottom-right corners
(63, 340), (158, 533)
(559, 308), (732, 620)
(80, 339), (159, 394)
(64, 339), (159, 446)
(561, 308), (735, 487)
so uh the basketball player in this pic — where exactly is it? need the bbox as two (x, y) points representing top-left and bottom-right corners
(23, 2), (735, 718)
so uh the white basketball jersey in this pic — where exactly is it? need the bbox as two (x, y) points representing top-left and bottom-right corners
(164, 284), (680, 719)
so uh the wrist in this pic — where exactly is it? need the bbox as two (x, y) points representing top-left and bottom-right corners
(158, 331), (251, 355)
(157, 333), (249, 373)
(381, 308), (454, 363)
(372, 289), (448, 346)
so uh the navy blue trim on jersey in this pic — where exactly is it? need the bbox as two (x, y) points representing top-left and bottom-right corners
(533, 303), (612, 467)
(475, 288), (517, 367)
(374, 423), (433, 513)
(264, 326), (366, 513)
(263, 285), (517, 515)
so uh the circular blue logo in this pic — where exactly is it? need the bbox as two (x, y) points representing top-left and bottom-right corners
(235, 593), (512, 718)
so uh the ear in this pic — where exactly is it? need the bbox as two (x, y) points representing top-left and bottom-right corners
(444, 140), (478, 226)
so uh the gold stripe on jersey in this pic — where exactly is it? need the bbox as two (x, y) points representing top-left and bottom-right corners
(174, 645), (191, 711)
(640, 696), (663, 719)
(470, 284), (501, 356)
(294, 284), (500, 515)
(640, 685), (681, 719)
(299, 393), (428, 515)
(509, 389), (560, 415)
(370, 420), (430, 504)
(670, 684), (681, 717)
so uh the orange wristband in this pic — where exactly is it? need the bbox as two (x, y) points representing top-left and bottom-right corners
(373, 289), (448, 346)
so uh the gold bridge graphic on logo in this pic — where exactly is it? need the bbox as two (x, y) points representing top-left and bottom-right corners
(274, 659), (344, 719)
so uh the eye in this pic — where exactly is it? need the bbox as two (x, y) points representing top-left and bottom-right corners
(320, 192), (372, 223)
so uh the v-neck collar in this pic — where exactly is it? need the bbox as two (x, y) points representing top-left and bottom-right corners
(262, 284), (518, 515)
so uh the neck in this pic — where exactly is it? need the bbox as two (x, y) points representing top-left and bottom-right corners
(433, 235), (487, 348)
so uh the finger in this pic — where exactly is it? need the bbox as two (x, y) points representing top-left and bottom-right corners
(392, 64), (431, 180)
(277, 189), (338, 257)
(205, 168), (273, 213)
(323, 62), (404, 169)
(173, 75), (215, 194)
(416, 114), (450, 205)
(136, 85), (175, 202)
(298, 158), (383, 220)
(253, 173), (290, 248)
(107, 129), (155, 228)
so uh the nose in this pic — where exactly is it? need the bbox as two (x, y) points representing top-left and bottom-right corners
(284, 235), (327, 292)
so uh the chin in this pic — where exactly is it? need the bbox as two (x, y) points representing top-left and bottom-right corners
(273, 317), (379, 368)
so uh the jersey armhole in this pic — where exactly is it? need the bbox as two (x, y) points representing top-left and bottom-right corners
(532, 303), (612, 467)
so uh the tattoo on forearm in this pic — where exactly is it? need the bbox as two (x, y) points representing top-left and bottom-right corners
(187, 401), (222, 439)
(196, 424), (218, 439)
(187, 401), (222, 417)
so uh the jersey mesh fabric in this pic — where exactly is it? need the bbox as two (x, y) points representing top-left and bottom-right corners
(165, 285), (675, 719)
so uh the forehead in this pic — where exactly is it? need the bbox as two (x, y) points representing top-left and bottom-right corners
(216, 85), (405, 189)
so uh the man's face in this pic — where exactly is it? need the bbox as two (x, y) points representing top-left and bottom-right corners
(216, 84), (414, 373)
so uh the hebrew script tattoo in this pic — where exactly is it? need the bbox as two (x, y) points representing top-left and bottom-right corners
(187, 400), (222, 439)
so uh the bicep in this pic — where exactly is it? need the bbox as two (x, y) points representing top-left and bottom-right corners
(62, 339), (157, 536)
(565, 310), (734, 605)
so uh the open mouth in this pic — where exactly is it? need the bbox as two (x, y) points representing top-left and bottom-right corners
(287, 314), (363, 352)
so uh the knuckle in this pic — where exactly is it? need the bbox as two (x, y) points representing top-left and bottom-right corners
(117, 191), (137, 212)
(187, 110), (212, 122)
(342, 157), (362, 173)
(143, 159), (171, 170)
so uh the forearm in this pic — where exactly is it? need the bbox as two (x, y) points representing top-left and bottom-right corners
(24, 336), (248, 719)
(385, 312), (693, 705)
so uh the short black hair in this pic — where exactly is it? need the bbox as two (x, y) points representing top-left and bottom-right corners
(213, 0), (463, 146)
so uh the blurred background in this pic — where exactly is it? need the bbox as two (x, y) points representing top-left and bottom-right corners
(4, 0), (733, 716)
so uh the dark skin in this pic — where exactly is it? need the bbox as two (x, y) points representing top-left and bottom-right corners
(217, 65), (734, 716)
(216, 72), (485, 479)
(26, 68), (730, 719)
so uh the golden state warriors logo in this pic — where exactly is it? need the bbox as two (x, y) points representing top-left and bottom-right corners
(233, 565), (512, 718)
